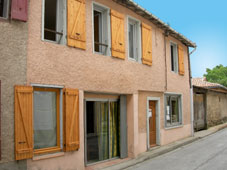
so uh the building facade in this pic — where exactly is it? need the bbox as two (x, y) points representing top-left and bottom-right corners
(0, 0), (196, 170)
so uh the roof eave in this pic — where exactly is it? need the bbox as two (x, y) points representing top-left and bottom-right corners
(113, 0), (197, 48)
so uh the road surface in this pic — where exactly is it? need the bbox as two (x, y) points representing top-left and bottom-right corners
(126, 128), (227, 170)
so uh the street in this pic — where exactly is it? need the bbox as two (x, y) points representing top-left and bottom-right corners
(125, 128), (227, 170)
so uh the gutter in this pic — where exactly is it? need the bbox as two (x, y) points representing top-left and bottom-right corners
(188, 47), (197, 137)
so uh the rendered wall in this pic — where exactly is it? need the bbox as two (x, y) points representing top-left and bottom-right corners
(0, 19), (28, 169)
(26, 0), (192, 169)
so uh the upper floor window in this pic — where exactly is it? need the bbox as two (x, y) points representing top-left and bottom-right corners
(0, 0), (9, 19)
(128, 17), (141, 61)
(42, 0), (66, 44)
(170, 42), (178, 73)
(93, 3), (111, 56)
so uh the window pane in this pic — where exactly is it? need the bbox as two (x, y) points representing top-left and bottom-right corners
(94, 10), (102, 52)
(171, 98), (179, 123)
(44, 0), (57, 41)
(34, 91), (57, 149)
(86, 101), (109, 163)
(128, 24), (134, 59)
(171, 45), (174, 71)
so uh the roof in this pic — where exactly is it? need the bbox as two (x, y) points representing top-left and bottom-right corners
(192, 78), (227, 92)
(113, 0), (196, 48)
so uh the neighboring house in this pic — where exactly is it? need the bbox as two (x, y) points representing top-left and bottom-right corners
(0, 0), (196, 170)
(192, 78), (227, 131)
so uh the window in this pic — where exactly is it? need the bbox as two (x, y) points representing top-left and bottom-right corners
(128, 17), (141, 61)
(170, 42), (178, 73)
(93, 3), (111, 56)
(43, 0), (66, 44)
(33, 88), (60, 153)
(165, 94), (182, 127)
(14, 86), (79, 160)
(0, 0), (9, 18)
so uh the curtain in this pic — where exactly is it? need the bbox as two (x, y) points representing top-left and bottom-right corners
(110, 101), (120, 158)
(33, 91), (57, 149)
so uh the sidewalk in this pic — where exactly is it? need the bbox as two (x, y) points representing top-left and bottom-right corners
(101, 122), (227, 170)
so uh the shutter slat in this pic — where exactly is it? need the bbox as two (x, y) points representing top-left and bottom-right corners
(141, 23), (152, 66)
(67, 0), (86, 50)
(178, 45), (185, 75)
(63, 88), (80, 152)
(15, 86), (33, 160)
(111, 10), (125, 59)
(11, 0), (28, 22)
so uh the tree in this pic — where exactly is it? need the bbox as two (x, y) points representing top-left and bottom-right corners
(203, 65), (227, 87)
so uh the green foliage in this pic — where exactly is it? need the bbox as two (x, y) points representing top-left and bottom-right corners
(203, 65), (227, 87)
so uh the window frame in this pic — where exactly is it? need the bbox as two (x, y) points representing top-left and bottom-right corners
(92, 2), (111, 56)
(170, 41), (178, 73)
(33, 87), (61, 155)
(0, 0), (9, 19)
(164, 93), (183, 128)
(41, 0), (67, 45)
(127, 16), (141, 62)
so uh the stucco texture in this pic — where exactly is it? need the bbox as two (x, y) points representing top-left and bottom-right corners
(207, 91), (227, 127)
(0, 18), (27, 170)
(26, 0), (192, 169)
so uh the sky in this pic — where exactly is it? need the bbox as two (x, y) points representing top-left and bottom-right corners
(133, 0), (227, 78)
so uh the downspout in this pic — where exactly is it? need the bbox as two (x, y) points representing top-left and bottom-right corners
(188, 46), (196, 137)
(164, 30), (169, 91)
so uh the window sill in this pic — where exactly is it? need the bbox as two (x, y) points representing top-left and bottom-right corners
(128, 57), (139, 62)
(164, 124), (183, 130)
(32, 152), (65, 161)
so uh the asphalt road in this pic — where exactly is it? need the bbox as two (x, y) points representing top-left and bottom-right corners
(126, 128), (227, 170)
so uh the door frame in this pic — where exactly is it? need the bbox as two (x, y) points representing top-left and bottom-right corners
(146, 97), (161, 150)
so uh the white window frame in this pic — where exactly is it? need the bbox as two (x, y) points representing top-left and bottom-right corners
(170, 42), (178, 73)
(127, 16), (141, 62)
(92, 2), (111, 56)
(41, 0), (67, 45)
(0, 0), (9, 19)
(164, 93), (183, 128)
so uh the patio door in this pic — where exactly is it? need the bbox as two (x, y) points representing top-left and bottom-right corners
(85, 100), (120, 164)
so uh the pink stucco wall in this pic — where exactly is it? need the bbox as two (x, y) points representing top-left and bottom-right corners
(26, 0), (192, 169)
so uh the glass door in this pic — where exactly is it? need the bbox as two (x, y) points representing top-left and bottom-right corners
(86, 100), (120, 164)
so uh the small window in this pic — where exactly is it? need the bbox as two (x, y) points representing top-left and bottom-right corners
(165, 94), (182, 127)
(33, 87), (61, 154)
(128, 18), (141, 61)
(0, 0), (9, 19)
(170, 42), (178, 73)
(43, 0), (65, 44)
(93, 3), (110, 56)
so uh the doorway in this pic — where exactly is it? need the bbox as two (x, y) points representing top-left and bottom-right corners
(147, 97), (160, 149)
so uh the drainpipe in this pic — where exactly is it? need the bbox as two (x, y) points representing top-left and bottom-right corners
(164, 30), (169, 92)
(187, 46), (196, 137)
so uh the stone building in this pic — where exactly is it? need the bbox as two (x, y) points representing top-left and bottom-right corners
(192, 78), (227, 131)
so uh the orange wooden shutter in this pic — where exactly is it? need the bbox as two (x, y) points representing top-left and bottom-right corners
(15, 86), (33, 160)
(67, 0), (86, 50)
(141, 23), (152, 66)
(111, 10), (125, 59)
(63, 88), (79, 152)
(178, 45), (185, 75)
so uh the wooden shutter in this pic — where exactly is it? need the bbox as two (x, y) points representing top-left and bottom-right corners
(178, 45), (185, 75)
(63, 88), (79, 152)
(15, 86), (33, 160)
(67, 0), (86, 50)
(111, 10), (125, 59)
(141, 23), (152, 66)
(11, 0), (28, 22)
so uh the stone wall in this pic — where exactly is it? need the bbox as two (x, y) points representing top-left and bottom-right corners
(207, 91), (227, 127)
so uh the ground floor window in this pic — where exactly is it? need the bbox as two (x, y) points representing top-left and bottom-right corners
(165, 94), (182, 127)
(86, 100), (120, 164)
